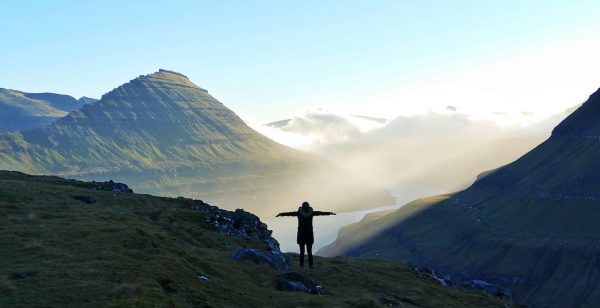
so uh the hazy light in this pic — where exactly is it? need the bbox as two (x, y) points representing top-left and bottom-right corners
(346, 35), (600, 124)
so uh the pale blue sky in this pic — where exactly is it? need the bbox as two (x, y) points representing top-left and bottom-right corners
(2, 1), (600, 121)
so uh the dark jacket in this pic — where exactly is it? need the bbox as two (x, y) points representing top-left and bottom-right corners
(278, 207), (334, 244)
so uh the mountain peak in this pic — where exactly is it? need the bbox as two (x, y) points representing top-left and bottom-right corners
(156, 68), (188, 79)
(551, 87), (600, 138)
(143, 69), (203, 90)
(140, 69), (199, 87)
(101, 69), (207, 101)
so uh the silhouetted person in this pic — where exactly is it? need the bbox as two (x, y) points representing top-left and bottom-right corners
(276, 201), (335, 268)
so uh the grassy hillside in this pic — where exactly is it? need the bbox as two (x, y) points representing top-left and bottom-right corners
(318, 195), (449, 258)
(0, 70), (394, 216)
(0, 171), (505, 307)
(318, 88), (600, 307)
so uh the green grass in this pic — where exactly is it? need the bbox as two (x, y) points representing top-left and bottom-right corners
(0, 171), (505, 307)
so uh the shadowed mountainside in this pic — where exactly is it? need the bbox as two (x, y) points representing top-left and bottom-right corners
(0, 70), (393, 216)
(319, 87), (600, 307)
(0, 171), (508, 307)
(0, 88), (95, 132)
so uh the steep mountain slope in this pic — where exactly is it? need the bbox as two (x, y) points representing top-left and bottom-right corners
(319, 88), (600, 307)
(0, 88), (95, 132)
(0, 171), (506, 307)
(0, 70), (393, 215)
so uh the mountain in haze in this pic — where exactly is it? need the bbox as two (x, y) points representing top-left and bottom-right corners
(318, 88), (600, 306)
(262, 108), (576, 204)
(0, 88), (96, 132)
(266, 119), (292, 128)
(0, 69), (393, 216)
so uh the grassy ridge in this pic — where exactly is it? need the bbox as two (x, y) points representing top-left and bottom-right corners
(0, 171), (504, 307)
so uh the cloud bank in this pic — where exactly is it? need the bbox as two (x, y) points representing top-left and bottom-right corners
(252, 106), (577, 204)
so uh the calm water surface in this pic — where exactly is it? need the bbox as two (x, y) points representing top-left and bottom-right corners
(264, 186), (445, 253)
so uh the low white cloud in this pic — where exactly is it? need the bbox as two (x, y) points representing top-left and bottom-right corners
(250, 105), (577, 203)
(252, 108), (387, 149)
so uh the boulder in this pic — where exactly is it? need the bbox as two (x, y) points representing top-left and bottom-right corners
(231, 248), (290, 271)
(276, 272), (326, 295)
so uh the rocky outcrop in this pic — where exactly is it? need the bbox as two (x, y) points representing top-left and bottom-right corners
(190, 201), (279, 251)
(89, 180), (133, 193)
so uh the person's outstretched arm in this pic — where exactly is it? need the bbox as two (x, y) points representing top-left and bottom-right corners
(276, 211), (298, 217)
(313, 211), (336, 216)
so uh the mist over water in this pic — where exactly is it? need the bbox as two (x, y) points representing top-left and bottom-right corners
(257, 108), (581, 254)
(264, 187), (444, 253)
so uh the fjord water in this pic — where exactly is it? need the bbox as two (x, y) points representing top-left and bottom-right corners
(265, 186), (445, 253)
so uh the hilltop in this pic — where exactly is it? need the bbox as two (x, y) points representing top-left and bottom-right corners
(0, 171), (506, 307)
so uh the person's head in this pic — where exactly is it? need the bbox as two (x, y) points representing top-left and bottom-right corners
(301, 201), (310, 210)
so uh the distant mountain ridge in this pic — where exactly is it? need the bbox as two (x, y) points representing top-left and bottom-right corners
(319, 87), (600, 307)
(0, 88), (96, 132)
(0, 69), (393, 215)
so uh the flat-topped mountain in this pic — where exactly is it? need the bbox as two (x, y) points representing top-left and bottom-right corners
(0, 88), (95, 132)
(319, 87), (600, 307)
(0, 70), (393, 215)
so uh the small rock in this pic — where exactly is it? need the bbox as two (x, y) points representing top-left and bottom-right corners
(198, 275), (209, 282)
(433, 276), (448, 287)
(276, 272), (326, 295)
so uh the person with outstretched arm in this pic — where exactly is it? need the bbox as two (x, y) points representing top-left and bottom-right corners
(276, 201), (336, 268)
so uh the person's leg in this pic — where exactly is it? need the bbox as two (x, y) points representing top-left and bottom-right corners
(307, 243), (313, 268)
(299, 243), (305, 267)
